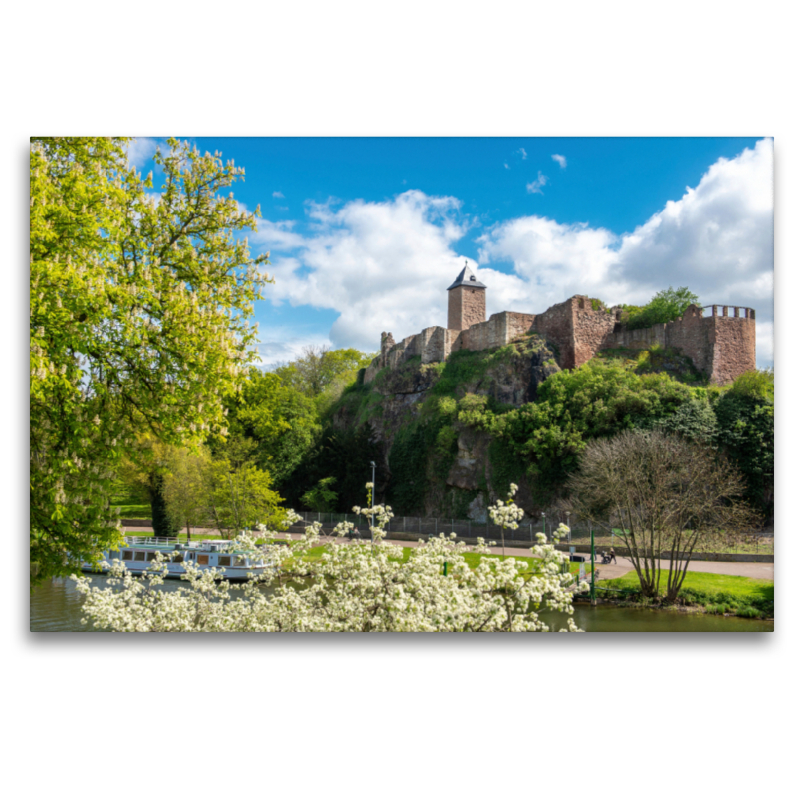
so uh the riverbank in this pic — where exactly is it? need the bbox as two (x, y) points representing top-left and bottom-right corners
(592, 570), (774, 620)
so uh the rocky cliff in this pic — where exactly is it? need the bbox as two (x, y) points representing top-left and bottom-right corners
(331, 334), (560, 520)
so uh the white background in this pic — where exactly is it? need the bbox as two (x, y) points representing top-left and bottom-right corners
(3, 3), (795, 799)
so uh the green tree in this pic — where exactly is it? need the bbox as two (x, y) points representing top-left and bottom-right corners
(462, 361), (694, 502)
(655, 395), (718, 443)
(273, 346), (375, 409)
(300, 477), (339, 512)
(163, 446), (212, 540)
(714, 370), (774, 518)
(30, 137), (270, 583)
(225, 369), (321, 484)
(285, 425), (383, 513)
(205, 457), (285, 537)
(622, 286), (700, 330)
(118, 435), (182, 538)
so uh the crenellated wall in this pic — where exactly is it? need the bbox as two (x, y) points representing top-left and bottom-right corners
(599, 303), (756, 382)
(363, 298), (756, 387)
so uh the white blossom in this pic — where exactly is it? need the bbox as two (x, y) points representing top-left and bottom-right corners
(72, 501), (582, 633)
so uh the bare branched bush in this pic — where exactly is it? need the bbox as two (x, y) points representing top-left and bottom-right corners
(567, 430), (760, 602)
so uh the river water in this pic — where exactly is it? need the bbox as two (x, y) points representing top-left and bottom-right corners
(30, 576), (774, 633)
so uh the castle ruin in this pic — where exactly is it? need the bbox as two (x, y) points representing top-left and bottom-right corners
(364, 263), (756, 386)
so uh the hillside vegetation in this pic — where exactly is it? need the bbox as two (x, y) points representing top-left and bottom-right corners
(279, 336), (773, 525)
(115, 335), (772, 530)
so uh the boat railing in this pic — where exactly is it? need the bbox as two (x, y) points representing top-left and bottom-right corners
(126, 536), (179, 546)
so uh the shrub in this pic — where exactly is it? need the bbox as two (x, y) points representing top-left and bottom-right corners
(622, 287), (700, 330)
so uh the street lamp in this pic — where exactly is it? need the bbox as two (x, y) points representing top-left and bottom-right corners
(566, 511), (571, 543)
(541, 511), (546, 541)
(370, 461), (376, 543)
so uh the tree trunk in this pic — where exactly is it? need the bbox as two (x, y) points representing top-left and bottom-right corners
(148, 473), (179, 538)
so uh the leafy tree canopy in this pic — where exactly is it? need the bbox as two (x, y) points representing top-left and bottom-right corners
(621, 286), (700, 330)
(714, 370), (774, 518)
(300, 477), (339, 513)
(30, 137), (270, 583)
(224, 368), (322, 485)
(272, 345), (375, 411)
(454, 361), (695, 501)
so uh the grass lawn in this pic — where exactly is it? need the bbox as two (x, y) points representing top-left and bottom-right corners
(280, 543), (596, 577)
(111, 483), (150, 518)
(599, 571), (773, 599)
(598, 571), (774, 618)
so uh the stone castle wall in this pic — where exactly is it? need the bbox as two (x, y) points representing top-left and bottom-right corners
(600, 303), (756, 382)
(704, 306), (757, 384)
(364, 297), (756, 386)
(457, 311), (536, 354)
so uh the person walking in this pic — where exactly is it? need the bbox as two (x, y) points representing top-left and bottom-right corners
(609, 547), (617, 564)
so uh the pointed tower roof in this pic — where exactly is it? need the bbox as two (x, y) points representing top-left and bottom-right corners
(447, 261), (486, 291)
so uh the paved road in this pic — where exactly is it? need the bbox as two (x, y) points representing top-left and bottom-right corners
(123, 526), (774, 581)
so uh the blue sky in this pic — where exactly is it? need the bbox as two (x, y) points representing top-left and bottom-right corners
(129, 137), (773, 367)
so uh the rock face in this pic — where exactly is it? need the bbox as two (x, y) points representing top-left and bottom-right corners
(334, 335), (560, 519)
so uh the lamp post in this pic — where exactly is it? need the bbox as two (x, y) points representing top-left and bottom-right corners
(566, 511), (571, 543)
(591, 527), (596, 606)
(370, 461), (376, 544)
(541, 511), (546, 541)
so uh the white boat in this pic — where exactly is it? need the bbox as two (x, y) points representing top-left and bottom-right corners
(82, 537), (274, 581)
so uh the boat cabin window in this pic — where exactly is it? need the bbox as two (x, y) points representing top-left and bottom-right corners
(197, 554), (209, 565)
(122, 550), (133, 561)
(234, 556), (247, 567)
(107, 551), (120, 560)
(218, 556), (231, 567)
(171, 552), (184, 563)
(146, 551), (159, 561)
(134, 551), (147, 561)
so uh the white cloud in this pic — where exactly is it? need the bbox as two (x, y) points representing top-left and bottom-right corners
(516, 148), (527, 160)
(480, 138), (774, 365)
(253, 191), (472, 351)
(125, 137), (158, 169)
(272, 191), (285, 198)
(477, 217), (622, 313)
(504, 162), (509, 170)
(253, 218), (305, 250)
(526, 172), (548, 194)
(250, 139), (773, 367)
(551, 154), (567, 169)
(256, 327), (331, 367)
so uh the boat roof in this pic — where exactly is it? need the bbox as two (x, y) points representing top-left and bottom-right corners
(123, 538), (261, 554)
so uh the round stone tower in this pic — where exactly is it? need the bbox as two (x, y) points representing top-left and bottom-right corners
(447, 261), (486, 331)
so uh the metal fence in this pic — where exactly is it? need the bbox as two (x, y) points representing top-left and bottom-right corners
(295, 510), (589, 543)
(294, 511), (775, 551)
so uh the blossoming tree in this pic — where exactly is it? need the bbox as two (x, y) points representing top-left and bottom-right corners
(30, 137), (271, 583)
(73, 487), (586, 632)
